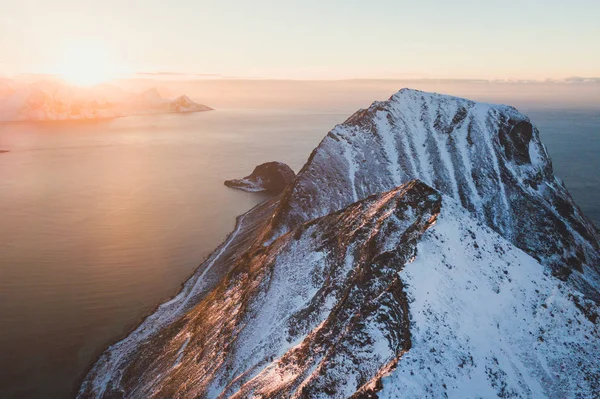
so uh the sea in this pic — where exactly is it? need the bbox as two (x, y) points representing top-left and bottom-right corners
(0, 106), (598, 398)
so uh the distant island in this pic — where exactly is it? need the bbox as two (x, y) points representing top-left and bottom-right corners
(0, 78), (212, 122)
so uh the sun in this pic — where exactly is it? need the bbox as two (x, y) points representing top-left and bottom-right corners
(52, 42), (123, 86)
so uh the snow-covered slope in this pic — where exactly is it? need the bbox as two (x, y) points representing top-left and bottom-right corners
(0, 79), (212, 121)
(269, 89), (600, 299)
(377, 199), (599, 399)
(79, 181), (600, 398)
(78, 90), (600, 398)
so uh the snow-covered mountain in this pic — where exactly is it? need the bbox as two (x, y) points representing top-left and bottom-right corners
(78, 89), (599, 398)
(0, 79), (212, 121)
(268, 89), (599, 299)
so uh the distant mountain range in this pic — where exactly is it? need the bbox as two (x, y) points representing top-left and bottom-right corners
(0, 78), (212, 121)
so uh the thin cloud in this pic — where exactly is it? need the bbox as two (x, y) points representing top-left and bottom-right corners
(136, 71), (189, 76)
(135, 72), (236, 79)
(560, 76), (600, 84)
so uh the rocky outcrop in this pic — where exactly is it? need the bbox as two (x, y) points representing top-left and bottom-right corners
(79, 90), (600, 399)
(225, 161), (295, 194)
(167, 95), (212, 113)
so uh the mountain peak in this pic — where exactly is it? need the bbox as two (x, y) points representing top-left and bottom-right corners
(267, 90), (599, 298)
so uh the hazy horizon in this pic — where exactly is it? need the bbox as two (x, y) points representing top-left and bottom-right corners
(3, 1), (599, 83)
(3, 76), (599, 112)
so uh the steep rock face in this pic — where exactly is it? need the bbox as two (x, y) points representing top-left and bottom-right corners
(225, 162), (296, 193)
(269, 89), (600, 299)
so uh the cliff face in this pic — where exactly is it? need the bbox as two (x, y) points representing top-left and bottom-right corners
(79, 90), (600, 399)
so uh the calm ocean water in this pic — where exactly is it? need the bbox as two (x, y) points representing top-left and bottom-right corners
(0, 107), (597, 398)
(525, 108), (600, 226)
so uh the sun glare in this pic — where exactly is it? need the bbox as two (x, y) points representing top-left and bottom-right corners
(52, 42), (122, 86)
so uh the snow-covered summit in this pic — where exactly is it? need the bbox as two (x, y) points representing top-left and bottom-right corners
(269, 89), (600, 299)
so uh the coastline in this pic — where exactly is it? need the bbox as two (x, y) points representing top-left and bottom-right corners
(73, 194), (276, 398)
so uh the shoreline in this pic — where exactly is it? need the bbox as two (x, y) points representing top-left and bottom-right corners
(72, 195), (273, 398)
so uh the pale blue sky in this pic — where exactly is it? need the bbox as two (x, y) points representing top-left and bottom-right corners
(1, 0), (599, 79)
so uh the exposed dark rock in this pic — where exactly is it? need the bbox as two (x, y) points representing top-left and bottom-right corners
(224, 161), (295, 194)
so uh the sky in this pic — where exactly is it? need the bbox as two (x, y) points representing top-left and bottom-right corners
(1, 0), (599, 81)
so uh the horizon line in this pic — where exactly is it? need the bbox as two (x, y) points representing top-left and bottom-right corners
(3, 73), (600, 85)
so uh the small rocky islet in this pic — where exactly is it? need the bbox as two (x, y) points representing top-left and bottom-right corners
(224, 161), (295, 194)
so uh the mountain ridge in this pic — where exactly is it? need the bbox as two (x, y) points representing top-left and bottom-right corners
(78, 89), (600, 398)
